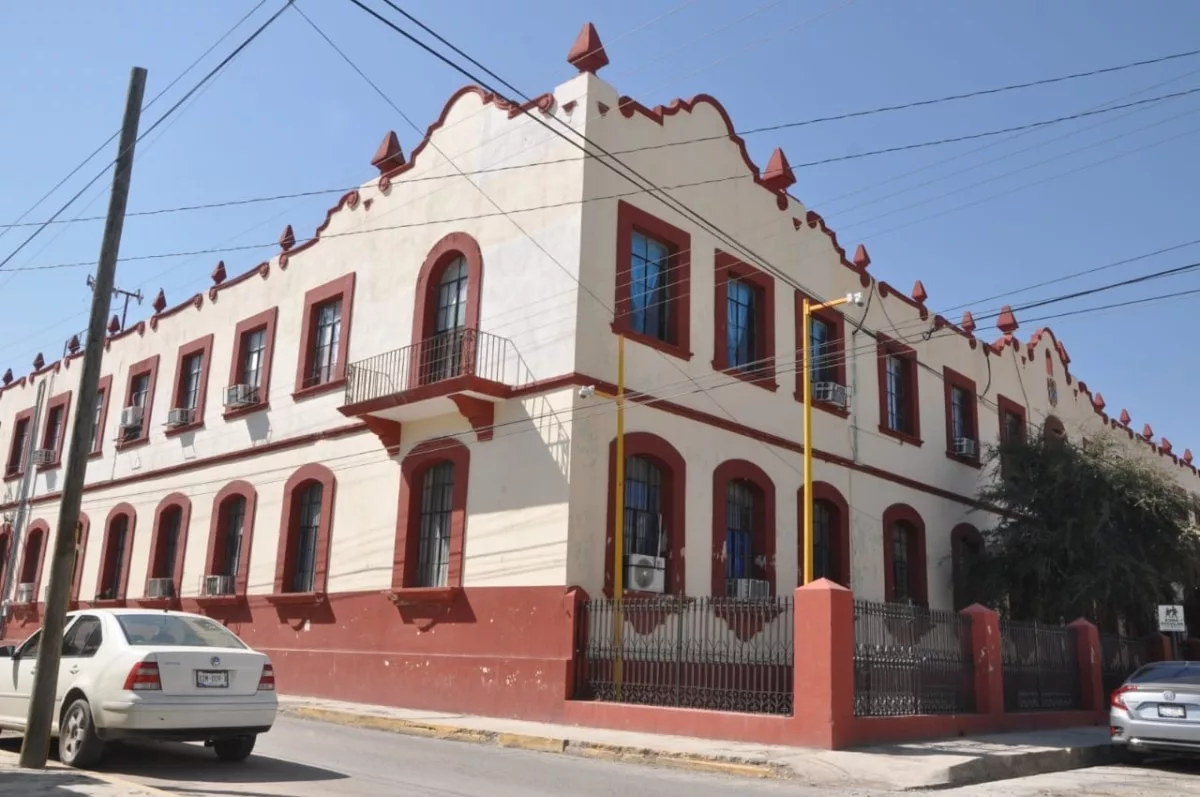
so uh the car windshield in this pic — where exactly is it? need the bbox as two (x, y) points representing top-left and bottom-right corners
(116, 614), (246, 649)
(1129, 663), (1200, 686)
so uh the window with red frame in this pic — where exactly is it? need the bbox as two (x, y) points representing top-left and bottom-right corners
(724, 479), (766, 596)
(41, 405), (65, 456)
(628, 231), (677, 345)
(98, 515), (130, 600)
(176, 352), (204, 417)
(123, 372), (151, 442)
(883, 350), (917, 436)
(416, 462), (455, 587)
(888, 520), (920, 603)
(812, 500), (836, 581)
(151, 506), (183, 583)
(6, 417), (30, 476)
(238, 328), (268, 396)
(303, 298), (343, 389)
(212, 495), (247, 591)
(88, 388), (105, 452)
(725, 278), (767, 374)
(287, 482), (323, 593)
(18, 528), (42, 588)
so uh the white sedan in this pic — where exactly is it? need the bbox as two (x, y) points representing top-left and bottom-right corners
(0, 608), (277, 768)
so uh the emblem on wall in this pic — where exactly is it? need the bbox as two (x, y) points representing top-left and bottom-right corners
(1047, 376), (1058, 407)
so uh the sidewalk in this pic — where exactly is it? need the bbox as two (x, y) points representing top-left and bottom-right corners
(0, 749), (169, 797)
(279, 695), (1114, 791)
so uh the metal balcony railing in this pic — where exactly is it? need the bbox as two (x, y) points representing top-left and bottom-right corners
(345, 328), (525, 407)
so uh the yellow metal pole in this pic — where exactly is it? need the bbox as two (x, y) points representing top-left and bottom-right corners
(802, 299), (814, 585)
(613, 333), (626, 699)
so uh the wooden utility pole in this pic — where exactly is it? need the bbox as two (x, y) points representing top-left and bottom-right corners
(20, 66), (147, 769)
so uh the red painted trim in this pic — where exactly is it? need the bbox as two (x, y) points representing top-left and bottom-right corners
(412, 232), (483, 347)
(603, 432), (687, 597)
(203, 481), (258, 598)
(875, 334), (922, 446)
(165, 334), (214, 437)
(17, 519), (50, 601)
(97, 503), (137, 603)
(950, 523), (983, 611)
(226, 306), (278, 419)
(881, 503), (928, 606)
(798, 481), (851, 587)
(710, 459), (777, 596)
(611, 200), (693, 361)
(70, 513), (90, 603)
(116, 354), (160, 451)
(447, 393), (495, 441)
(145, 493), (191, 602)
(37, 390), (72, 470)
(793, 290), (848, 418)
(4, 407), (34, 480)
(275, 464), (337, 595)
(942, 366), (980, 467)
(394, 439), (470, 591)
(294, 272), (356, 399)
(712, 250), (778, 391)
(89, 375), (113, 459)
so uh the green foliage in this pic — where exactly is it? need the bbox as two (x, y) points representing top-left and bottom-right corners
(967, 431), (1200, 626)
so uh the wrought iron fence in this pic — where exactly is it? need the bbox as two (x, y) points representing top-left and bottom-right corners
(1099, 633), (1147, 697)
(852, 600), (976, 717)
(344, 328), (525, 406)
(999, 619), (1082, 712)
(574, 595), (794, 715)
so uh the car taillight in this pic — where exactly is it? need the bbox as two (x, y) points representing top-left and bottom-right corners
(258, 663), (275, 692)
(123, 660), (161, 691)
(1111, 684), (1138, 710)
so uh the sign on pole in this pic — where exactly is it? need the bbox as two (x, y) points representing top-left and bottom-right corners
(1158, 604), (1187, 634)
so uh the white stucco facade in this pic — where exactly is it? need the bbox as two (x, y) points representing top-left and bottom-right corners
(0, 55), (1196, 622)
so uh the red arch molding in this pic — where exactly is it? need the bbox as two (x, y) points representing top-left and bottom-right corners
(797, 481), (851, 588)
(710, 459), (777, 597)
(97, 503), (138, 603)
(394, 438), (470, 592)
(18, 519), (51, 603)
(204, 481), (258, 598)
(411, 232), (484, 344)
(146, 493), (192, 602)
(881, 503), (928, 606)
(275, 464), (338, 595)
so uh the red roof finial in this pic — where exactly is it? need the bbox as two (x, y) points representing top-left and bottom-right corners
(371, 131), (406, 174)
(1092, 392), (1105, 411)
(32, 352), (44, 370)
(911, 280), (928, 304)
(567, 22), (609, 74)
(761, 148), (795, 192)
(1185, 449), (1194, 465)
(279, 224), (296, 252)
(211, 260), (227, 285)
(152, 289), (167, 314)
(1119, 409), (1131, 426)
(1142, 423), (1154, 441)
(67, 335), (81, 354)
(1, 368), (10, 385)
(1161, 437), (1173, 455)
(852, 243), (871, 269)
(108, 314), (121, 334)
(960, 311), (976, 333)
(996, 305), (1019, 335)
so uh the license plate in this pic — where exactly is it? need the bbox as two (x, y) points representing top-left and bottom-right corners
(195, 670), (229, 688)
(1158, 704), (1186, 719)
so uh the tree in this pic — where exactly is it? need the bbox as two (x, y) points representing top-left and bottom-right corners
(967, 428), (1200, 629)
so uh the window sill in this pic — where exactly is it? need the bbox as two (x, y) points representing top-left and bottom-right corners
(194, 592), (245, 607)
(292, 378), (346, 402)
(792, 391), (850, 418)
(877, 425), (923, 447)
(3, 471), (23, 483)
(945, 450), (982, 469)
(385, 587), (462, 606)
(265, 591), (326, 606)
(87, 449), (103, 461)
(136, 597), (176, 609)
(114, 436), (150, 453)
(609, 322), (693, 362)
(35, 462), (62, 473)
(223, 402), (270, 421)
(92, 598), (127, 608)
(711, 360), (779, 392)
(164, 421), (205, 438)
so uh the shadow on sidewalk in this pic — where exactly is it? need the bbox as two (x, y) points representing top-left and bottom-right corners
(0, 769), (99, 795)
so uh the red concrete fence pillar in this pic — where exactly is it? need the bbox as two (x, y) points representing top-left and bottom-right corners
(563, 587), (587, 700)
(793, 579), (854, 749)
(1068, 618), (1103, 711)
(1146, 633), (1172, 662)
(960, 604), (1003, 715)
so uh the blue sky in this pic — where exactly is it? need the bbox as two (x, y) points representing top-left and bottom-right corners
(2, 1), (1197, 452)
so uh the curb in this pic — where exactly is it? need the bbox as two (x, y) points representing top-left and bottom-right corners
(283, 706), (784, 780)
(937, 743), (1115, 791)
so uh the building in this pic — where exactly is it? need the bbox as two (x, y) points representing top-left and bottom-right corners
(1, 24), (1197, 729)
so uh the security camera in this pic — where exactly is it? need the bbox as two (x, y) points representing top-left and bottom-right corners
(579, 385), (596, 399)
(845, 291), (865, 308)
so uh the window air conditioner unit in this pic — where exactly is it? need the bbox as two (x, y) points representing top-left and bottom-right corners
(224, 384), (258, 409)
(202, 574), (235, 596)
(31, 449), (56, 466)
(625, 554), (665, 593)
(813, 382), (848, 409)
(166, 407), (194, 427)
(119, 405), (145, 430)
(14, 583), (34, 605)
(953, 437), (978, 458)
(729, 578), (771, 599)
(147, 577), (175, 599)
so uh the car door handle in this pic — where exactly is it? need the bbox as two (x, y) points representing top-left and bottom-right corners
(68, 666), (80, 675)
(28, 668), (35, 675)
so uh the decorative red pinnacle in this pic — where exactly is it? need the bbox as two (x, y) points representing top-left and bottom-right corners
(853, 243), (871, 269)
(761, 148), (796, 192)
(67, 335), (80, 354)
(108, 315), (121, 334)
(567, 22), (609, 74)
(211, 260), (227, 285)
(996, 305), (1019, 335)
(960, 311), (976, 333)
(279, 225), (296, 252)
(371, 131), (406, 174)
(1142, 423), (1154, 440)
(1119, 409), (1131, 426)
(1185, 449), (1194, 465)
(1161, 437), (1173, 455)
(1, 369), (11, 385)
(1092, 392), (1105, 411)
(152, 289), (167, 314)
(32, 352), (44, 370)
(911, 280), (928, 304)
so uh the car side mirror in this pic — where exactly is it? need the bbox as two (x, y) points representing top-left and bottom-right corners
(0, 645), (15, 658)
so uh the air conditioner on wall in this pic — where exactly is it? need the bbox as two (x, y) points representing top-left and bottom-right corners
(813, 382), (848, 409)
(31, 449), (55, 466)
(224, 384), (258, 409)
(202, 574), (235, 596)
(729, 578), (771, 599)
(166, 408), (194, 427)
(147, 577), (175, 599)
(953, 437), (978, 458)
(625, 554), (665, 593)
(119, 405), (144, 430)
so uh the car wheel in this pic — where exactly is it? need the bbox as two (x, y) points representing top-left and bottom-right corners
(58, 698), (105, 769)
(212, 735), (256, 763)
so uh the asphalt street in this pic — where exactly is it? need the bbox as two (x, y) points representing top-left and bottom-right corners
(4, 717), (1199, 796)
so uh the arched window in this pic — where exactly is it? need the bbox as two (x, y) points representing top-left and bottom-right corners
(204, 482), (257, 599)
(413, 234), (483, 388)
(17, 521), (49, 602)
(711, 460), (776, 597)
(799, 482), (852, 586)
(882, 504), (927, 606)
(605, 433), (687, 596)
(71, 514), (90, 603)
(276, 465), (336, 596)
(98, 505), (137, 602)
(396, 439), (471, 592)
(148, 494), (190, 600)
(951, 524), (984, 611)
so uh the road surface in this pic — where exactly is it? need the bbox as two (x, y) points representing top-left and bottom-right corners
(2, 717), (1197, 796)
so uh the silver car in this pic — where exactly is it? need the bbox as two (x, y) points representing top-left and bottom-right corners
(1111, 660), (1200, 759)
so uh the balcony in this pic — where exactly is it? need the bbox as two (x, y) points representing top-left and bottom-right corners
(341, 329), (528, 444)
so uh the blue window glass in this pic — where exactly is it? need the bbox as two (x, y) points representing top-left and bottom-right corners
(725, 480), (756, 594)
(726, 278), (761, 371)
(629, 232), (673, 342)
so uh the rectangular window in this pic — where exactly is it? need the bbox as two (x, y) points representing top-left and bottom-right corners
(810, 317), (833, 384)
(179, 353), (204, 411)
(1004, 410), (1025, 443)
(726, 277), (762, 371)
(6, 417), (30, 475)
(308, 298), (343, 387)
(130, 373), (150, 409)
(42, 406), (64, 453)
(891, 525), (910, 602)
(885, 355), (910, 434)
(877, 337), (921, 443)
(950, 386), (971, 440)
(89, 389), (105, 452)
(221, 499), (246, 579)
(240, 328), (266, 389)
(629, 231), (673, 343)
(417, 463), (455, 588)
(614, 201), (692, 361)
